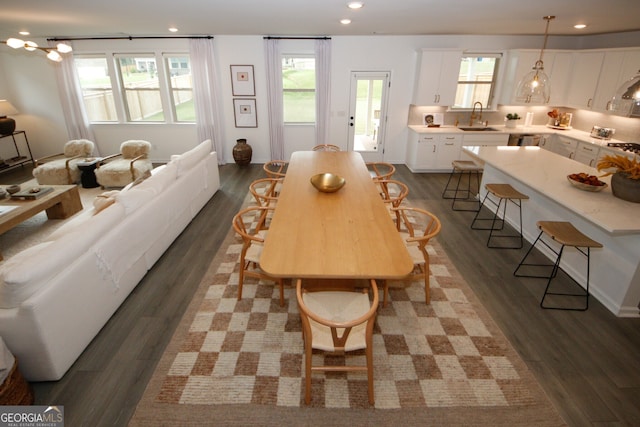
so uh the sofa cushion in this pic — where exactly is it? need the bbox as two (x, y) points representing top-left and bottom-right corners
(0, 202), (125, 308)
(133, 162), (178, 195)
(0, 242), (54, 308)
(115, 188), (156, 214)
(170, 140), (211, 177)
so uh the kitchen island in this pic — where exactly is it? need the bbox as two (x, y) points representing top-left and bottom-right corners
(462, 145), (640, 317)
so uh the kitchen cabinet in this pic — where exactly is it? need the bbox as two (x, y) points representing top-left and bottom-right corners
(574, 141), (600, 167)
(547, 51), (572, 106)
(547, 134), (578, 159)
(406, 133), (462, 172)
(462, 133), (509, 146)
(596, 49), (640, 113)
(565, 51), (605, 109)
(413, 49), (462, 105)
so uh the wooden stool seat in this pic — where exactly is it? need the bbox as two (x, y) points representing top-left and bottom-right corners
(442, 160), (483, 211)
(485, 183), (529, 200)
(536, 221), (603, 248)
(452, 160), (483, 172)
(471, 183), (528, 248)
(514, 221), (602, 311)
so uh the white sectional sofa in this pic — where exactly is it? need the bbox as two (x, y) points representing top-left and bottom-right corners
(0, 139), (220, 381)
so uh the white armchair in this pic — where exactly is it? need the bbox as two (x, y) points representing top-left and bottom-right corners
(95, 140), (153, 188)
(32, 139), (95, 185)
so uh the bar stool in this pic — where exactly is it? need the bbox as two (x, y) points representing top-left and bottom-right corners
(471, 183), (528, 249)
(514, 221), (602, 311)
(442, 160), (483, 211)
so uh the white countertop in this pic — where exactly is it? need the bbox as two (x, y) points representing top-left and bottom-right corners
(462, 145), (640, 234)
(409, 124), (627, 148)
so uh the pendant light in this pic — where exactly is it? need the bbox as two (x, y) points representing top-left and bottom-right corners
(515, 16), (555, 104)
(608, 70), (640, 117)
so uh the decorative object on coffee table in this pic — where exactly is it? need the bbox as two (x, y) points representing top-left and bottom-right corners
(232, 138), (252, 166)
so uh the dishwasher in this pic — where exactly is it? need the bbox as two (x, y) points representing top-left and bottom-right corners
(508, 134), (542, 146)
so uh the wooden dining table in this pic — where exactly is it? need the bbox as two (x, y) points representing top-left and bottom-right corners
(260, 150), (413, 280)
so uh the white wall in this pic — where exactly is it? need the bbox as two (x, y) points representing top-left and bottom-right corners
(0, 33), (638, 164)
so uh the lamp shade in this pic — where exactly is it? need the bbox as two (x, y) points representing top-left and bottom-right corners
(609, 71), (640, 116)
(0, 100), (19, 136)
(515, 61), (551, 104)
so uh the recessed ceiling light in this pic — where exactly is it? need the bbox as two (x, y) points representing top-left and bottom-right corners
(340, 19), (352, 25)
(18, 31), (30, 36)
(169, 27), (179, 32)
(574, 24), (587, 29)
(348, 2), (364, 9)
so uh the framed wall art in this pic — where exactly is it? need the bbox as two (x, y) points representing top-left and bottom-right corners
(230, 65), (255, 96)
(233, 98), (257, 128)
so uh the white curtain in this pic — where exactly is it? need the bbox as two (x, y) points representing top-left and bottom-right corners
(315, 39), (331, 147)
(264, 38), (284, 160)
(50, 42), (98, 154)
(189, 38), (226, 164)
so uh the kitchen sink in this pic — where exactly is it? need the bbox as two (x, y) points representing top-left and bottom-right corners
(458, 127), (500, 132)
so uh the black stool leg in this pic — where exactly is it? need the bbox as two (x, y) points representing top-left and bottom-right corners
(515, 232), (590, 311)
(442, 169), (459, 199)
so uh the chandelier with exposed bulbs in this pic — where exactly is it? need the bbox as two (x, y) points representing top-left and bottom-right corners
(1, 37), (73, 62)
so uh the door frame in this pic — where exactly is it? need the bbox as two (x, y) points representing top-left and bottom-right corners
(347, 71), (391, 162)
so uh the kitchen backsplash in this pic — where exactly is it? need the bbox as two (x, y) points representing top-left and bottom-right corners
(408, 105), (640, 142)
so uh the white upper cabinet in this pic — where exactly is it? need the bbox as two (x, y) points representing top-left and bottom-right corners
(547, 51), (573, 106)
(565, 48), (640, 113)
(413, 49), (462, 105)
(565, 51), (605, 109)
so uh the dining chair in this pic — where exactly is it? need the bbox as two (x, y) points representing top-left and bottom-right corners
(263, 160), (288, 179)
(249, 177), (282, 229)
(232, 206), (285, 306)
(389, 206), (442, 306)
(295, 278), (379, 405)
(311, 144), (341, 152)
(377, 179), (409, 230)
(366, 161), (396, 181)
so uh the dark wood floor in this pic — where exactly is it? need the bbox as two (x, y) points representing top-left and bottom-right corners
(6, 162), (639, 426)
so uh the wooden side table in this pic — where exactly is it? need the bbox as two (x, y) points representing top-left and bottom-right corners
(77, 157), (103, 188)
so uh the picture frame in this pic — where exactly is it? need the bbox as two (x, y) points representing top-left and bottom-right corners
(230, 65), (255, 96)
(233, 98), (257, 128)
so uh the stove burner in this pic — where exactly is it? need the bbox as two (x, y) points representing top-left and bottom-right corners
(607, 142), (640, 154)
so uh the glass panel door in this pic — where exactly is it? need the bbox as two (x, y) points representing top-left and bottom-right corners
(348, 72), (390, 162)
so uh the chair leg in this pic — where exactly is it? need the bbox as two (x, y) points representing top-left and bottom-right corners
(238, 262), (246, 301)
(304, 338), (312, 405)
(278, 278), (284, 307)
(366, 338), (375, 405)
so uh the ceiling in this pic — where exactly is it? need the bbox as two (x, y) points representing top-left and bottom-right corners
(1, 0), (640, 41)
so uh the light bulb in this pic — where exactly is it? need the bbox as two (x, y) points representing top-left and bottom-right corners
(56, 43), (73, 53)
(6, 38), (25, 49)
(24, 41), (38, 51)
(47, 50), (63, 62)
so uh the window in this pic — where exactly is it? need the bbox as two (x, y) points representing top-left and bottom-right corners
(75, 57), (117, 122)
(165, 55), (195, 122)
(75, 52), (194, 123)
(282, 56), (315, 123)
(452, 54), (501, 109)
(117, 55), (163, 122)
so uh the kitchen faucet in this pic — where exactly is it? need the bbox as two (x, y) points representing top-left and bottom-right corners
(470, 101), (483, 126)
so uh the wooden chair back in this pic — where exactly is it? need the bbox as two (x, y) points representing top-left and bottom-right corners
(296, 278), (379, 405)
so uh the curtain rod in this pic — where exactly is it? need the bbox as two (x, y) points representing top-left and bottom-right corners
(263, 36), (331, 40)
(47, 35), (213, 42)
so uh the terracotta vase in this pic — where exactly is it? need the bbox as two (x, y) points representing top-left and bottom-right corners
(232, 139), (252, 166)
(611, 172), (640, 203)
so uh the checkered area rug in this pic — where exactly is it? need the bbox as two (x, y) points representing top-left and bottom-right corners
(153, 204), (539, 409)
